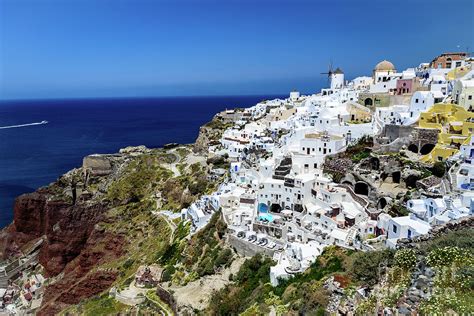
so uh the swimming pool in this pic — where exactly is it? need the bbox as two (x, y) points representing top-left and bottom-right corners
(259, 213), (274, 222)
(258, 203), (269, 213)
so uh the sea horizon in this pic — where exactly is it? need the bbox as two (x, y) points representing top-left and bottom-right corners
(0, 93), (302, 103)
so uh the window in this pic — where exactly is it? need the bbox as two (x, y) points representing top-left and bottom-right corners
(469, 95), (472, 100)
(415, 99), (419, 103)
(392, 225), (397, 233)
(407, 229), (412, 238)
(314, 163), (317, 168)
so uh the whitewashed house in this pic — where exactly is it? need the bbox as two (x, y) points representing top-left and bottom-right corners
(383, 214), (431, 248)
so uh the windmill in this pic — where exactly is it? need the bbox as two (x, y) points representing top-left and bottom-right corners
(320, 61), (334, 86)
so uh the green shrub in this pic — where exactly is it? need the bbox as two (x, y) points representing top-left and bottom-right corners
(351, 249), (395, 286)
(161, 266), (175, 282)
(427, 247), (472, 268)
(431, 161), (446, 177)
(215, 248), (233, 267)
(423, 228), (474, 253)
(122, 258), (135, 270)
(394, 249), (417, 270)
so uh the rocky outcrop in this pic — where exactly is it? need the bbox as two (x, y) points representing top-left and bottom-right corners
(194, 115), (231, 153)
(194, 126), (222, 153)
(0, 151), (133, 314)
(83, 155), (113, 176)
(39, 270), (118, 315)
(38, 230), (125, 315)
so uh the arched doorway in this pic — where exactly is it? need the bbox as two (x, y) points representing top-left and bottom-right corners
(420, 143), (435, 155)
(364, 98), (373, 106)
(392, 171), (401, 184)
(408, 144), (418, 153)
(270, 203), (281, 213)
(370, 157), (380, 170)
(377, 197), (388, 209)
(354, 182), (369, 195)
(404, 175), (419, 189)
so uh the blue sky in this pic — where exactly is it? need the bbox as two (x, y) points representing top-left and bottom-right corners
(0, 0), (473, 99)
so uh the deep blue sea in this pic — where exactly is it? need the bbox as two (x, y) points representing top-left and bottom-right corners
(0, 95), (282, 228)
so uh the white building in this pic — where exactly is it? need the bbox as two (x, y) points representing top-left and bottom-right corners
(452, 77), (474, 111)
(351, 76), (372, 91)
(407, 194), (473, 225)
(406, 91), (444, 124)
(382, 214), (431, 248)
(330, 68), (345, 90)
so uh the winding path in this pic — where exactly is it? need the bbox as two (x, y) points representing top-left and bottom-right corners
(167, 151), (181, 177)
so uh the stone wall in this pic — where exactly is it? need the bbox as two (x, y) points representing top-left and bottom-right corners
(82, 155), (113, 176)
(156, 285), (177, 314)
(227, 235), (275, 257)
(382, 125), (414, 143)
(413, 128), (438, 146)
(375, 126), (439, 154)
(358, 93), (412, 108)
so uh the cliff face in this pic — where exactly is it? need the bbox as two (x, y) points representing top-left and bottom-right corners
(193, 114), (232, 153)
(0, 145), (216, 314)
(0, 152), (130, 314)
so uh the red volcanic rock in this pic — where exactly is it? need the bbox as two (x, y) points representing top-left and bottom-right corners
(38, 270), (118, 316)
(13, 191), (48, 238)
(37, 202), (109, 276)
(38, 231), (126, 314)
(2, 169), (129, 314)
(7, 189), (111, 276)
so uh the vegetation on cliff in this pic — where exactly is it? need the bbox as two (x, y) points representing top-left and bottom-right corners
(2, 144), (230, 315)
(205, 228), (474, 315)
(107, 152), (173, 203)
(158, 211), (235, 285)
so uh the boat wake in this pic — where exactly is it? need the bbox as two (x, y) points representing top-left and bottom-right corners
(0, 120), (48, 130)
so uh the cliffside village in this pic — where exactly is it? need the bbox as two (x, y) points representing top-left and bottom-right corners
(183, 52), (474, 285)
(1, 52), (473, 314)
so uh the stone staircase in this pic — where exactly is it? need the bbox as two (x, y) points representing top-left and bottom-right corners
(273, 157), (292, 180)
(345, 226), (358, 247)
(448, 163), (460, 193)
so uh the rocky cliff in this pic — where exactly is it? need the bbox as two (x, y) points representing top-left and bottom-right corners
(193, 113), (233, 153)
(0, 146), (177, 315)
